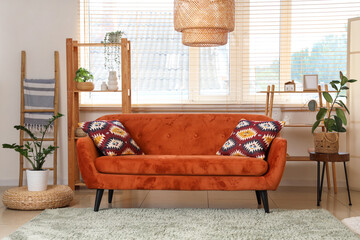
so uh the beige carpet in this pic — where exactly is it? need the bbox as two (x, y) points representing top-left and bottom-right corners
(5, 208), (359, 240)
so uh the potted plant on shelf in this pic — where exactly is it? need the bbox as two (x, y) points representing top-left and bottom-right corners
(311, 71), (357, 153)
(3, 113), (63, 191)
(74, 67), (94, 91)
(102, 30), (124, 90)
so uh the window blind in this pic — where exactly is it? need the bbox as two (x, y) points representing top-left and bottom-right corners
(238, 0), (360, 104)
(79, 0), (360, 106)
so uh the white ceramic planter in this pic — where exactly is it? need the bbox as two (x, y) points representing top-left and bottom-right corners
(26, 169), (49, 191)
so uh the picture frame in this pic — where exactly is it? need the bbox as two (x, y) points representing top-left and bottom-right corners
(303, 75), (318, 91)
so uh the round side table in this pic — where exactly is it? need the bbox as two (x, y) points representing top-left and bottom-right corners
(309, 152), (351, 206)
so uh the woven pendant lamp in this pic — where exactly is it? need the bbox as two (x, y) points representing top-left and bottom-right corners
(174, 0), (235, 47)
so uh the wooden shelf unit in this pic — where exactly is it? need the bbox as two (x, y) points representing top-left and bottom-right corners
(66, 38), (132, 190)
(264, 84), (336, 190)
(264, 84), (329, 162)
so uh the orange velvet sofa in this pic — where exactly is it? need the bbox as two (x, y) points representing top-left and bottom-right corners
(77, 113), (287, 213)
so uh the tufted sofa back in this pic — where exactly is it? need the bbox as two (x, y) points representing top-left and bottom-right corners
(97, 113), (273, 155)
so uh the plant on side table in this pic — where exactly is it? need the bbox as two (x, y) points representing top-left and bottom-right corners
(3, 113), (63, 191)
(74, 67), (94, 91)
(311, 71), (357, 153)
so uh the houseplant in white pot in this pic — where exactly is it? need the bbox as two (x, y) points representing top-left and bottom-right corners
(3, 113), (63, 191)
(74, 67), (94, 91)
(311, 72), (356, 153)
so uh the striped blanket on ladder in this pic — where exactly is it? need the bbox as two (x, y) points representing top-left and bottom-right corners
(24, 78), (55, 132)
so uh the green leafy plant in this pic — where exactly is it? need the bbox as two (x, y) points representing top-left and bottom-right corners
(311, 72), (357, 133)
(102, 31), (124, 71)
(74, 67), (94, 82)
(2, 113), (64, 170)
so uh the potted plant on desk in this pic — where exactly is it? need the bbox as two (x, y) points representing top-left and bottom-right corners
(311, 72), (356, 153)
(74, 67), (94, 91)
(3, 113), (63, 191)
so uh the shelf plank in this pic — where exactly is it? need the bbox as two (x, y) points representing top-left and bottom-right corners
(22, 167), (54, 171)
(74, 90), (122, 93)
(23, 138), (55, 141)
(75, 181), (86, 187)
(284, 124), (324, 128)
(74, 43), (121, 47)
(287, 156), (311, 161)
(258, 90), (337, 93)
(22, 109), (55, 113)
(282, 108), (344, 112)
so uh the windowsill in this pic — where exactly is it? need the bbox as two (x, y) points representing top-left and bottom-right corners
(79, 103), (317, 113)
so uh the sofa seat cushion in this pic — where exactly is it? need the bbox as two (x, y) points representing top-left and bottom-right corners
(95, 155), (268, 176)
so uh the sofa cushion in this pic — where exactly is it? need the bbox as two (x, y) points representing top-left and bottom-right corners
(94, 155), (268, 176)
(216, 120), (284, 159)
(79, 120), (143, 156)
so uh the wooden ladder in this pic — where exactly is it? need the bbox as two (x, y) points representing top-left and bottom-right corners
(19, 51), (59, 186)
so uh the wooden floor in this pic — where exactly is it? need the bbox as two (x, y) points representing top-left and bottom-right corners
(1, 186), (359, 238)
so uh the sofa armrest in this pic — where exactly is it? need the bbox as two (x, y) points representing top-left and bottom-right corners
(264, 137), (287, 190)
(77, 136), (102, 188)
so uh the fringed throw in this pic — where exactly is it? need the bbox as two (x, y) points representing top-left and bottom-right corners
(24, 78), (55, 133)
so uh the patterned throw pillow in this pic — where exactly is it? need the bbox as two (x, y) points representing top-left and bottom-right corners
(79, 120), (143, 156)
(216, 119), (284, 159)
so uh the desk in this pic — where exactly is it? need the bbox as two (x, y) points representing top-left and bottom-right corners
(309, 152), (352, 206)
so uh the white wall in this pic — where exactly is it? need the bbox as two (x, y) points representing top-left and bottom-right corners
(0, 0), (77, 185)
(0, 1), (352, 189)
(348, 17), (360, 191)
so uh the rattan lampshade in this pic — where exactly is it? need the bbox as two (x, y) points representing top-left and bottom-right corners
(174, 0), (235, 47)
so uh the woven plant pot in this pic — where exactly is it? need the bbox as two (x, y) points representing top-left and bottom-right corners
(313, 132), (339, 153)
(76, 82), (94, 91)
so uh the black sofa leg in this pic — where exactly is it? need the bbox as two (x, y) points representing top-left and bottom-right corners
(260, 190), (270, 213)
(255, 191), (261, 205)
(108, 189), (114, 203)
(94, 189), (104, 212)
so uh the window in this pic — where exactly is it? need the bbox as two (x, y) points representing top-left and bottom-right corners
(79, 0), (360, 106)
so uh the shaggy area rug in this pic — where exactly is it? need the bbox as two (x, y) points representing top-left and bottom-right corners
(4, 208), (359, 240)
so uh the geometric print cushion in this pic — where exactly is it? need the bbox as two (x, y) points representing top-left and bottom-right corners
(216, 119), (284, 159)
(79, 120), (144, 156)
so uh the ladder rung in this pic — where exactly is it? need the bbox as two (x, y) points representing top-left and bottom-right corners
(23, 138), (55, 141)
(23, 109), (55, 113)
(22, 167), (54, 171)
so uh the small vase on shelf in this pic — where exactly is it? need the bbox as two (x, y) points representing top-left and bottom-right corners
(101, 81), (108, 91)
(107, 71), (118, 91)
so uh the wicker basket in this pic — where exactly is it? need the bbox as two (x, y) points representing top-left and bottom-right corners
(314, 132), (339, 153)
(77, 82), (94, 91)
